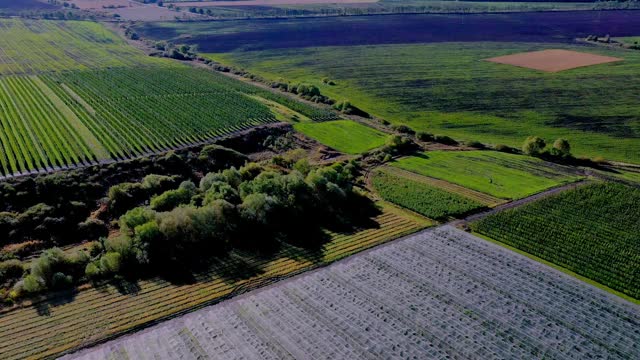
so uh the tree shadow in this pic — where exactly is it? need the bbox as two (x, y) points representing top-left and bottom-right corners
(34, 288), (77, 316)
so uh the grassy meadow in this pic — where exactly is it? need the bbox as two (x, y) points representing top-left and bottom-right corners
(392, 151), (581, 199)
(209, 42), (640, 163)
(293, 120), (388, 154)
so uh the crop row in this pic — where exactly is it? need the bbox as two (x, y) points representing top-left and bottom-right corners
(381, 166), (505, 206)
(0, 207), (428, 360)
(371, 167), (486, 220)
(0, 19), (155, 76)
(472, 182), (640, 299)
(64, 226), (640, 359)
(0, 75), (97, 176)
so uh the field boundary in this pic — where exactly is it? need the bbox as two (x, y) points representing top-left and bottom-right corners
(471, 231), (640, 305)
(0, 121), (279, 182)
(379, 165), (506, 207)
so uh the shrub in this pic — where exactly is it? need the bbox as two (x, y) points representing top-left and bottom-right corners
(150, 181), (196, 212)
(434, 135), (458, 146)
(466, 140), (485, 149)
(494, 144), (516, 153)
(392, 124), (415, 135)
(551, 138), (571, 157)
(120, 207), (156, 233)
(199, 145), (248, 172)
(141, 174), (178, 195)
(522, 136), (546, 155)
(108, 182), (145, 214)
(0, 260), (24, 283)
(77, 218), (108, 241)
(416, 131), (434, 142)
(99, 252), (122, 274)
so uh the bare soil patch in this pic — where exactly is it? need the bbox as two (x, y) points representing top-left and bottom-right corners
(177, 0), (377, 6)
(485, 49), (623, 72)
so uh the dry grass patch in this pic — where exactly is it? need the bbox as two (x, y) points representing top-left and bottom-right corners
(485, 49), (622, 72)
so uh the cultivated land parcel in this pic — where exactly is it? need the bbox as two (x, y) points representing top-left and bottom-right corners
(63, 226), (640, 360)
(0, 18), (339, 178)
(144, 11), (640, 163)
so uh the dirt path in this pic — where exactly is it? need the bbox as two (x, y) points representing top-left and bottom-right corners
(452, 179), (591, 226)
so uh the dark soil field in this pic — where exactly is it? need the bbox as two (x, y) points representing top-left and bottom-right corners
(0, 0), (56, 10)
(135, 10), (640, 52)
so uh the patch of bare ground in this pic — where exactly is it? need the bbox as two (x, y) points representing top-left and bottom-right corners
(71, 0), (208, 20)
(485, 49), (623, 72)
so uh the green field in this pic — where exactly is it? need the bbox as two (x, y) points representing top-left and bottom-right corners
(371, 167), (485, 220)
(0, 19), (336, 177)
(472, 182), (640, 299)
(392, 151), (581, 199)
(210, 42), (640, 163)
(0, 19), (159, 75)
(294, 120), (387, 154)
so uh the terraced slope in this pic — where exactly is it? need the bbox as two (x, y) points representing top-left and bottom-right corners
(0, 204), (429, 360)
(63, 226), (640, 359)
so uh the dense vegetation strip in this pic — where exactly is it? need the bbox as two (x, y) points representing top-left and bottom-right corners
(371, 168), (485, 221)
(471, 182), (640, 299)
(0, 204), (428, 360)
(294, 120), (387, 154)
(392, 151), (580, 199)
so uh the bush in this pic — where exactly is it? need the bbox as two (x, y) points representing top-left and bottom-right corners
(0, 260), (24, 283)
(551, 138), (571, 157)
(494, 144), (516, 153)
(466, 140), (485, 149)
(416, 132), (434, 142)
(522, 136), (546, 155)
(392, 124), (415, 135)
(108, 182), (145, 214)
(77, 218), (108, 241)
(199, 145), (248, 172)
(150, 181), (196, 211)
(120, 207), (156, 233)
(141, 174), (178, 195)
(434, 135), (458, 146)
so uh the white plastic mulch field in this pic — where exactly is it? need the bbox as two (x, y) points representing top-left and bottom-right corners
(63, 226), (640, 359)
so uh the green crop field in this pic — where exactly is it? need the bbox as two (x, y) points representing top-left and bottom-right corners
(371, 167), (485, 220)
(0, 19), (337, 177)
(211, 42), (640, 163)
(471, 182), (640, 299)
(294, 120), (387, 154)
(392, 151), (581, 199)
(0, 19), (159, 75)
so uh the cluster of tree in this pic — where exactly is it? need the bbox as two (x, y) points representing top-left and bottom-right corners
(522, 136), (572, 158)
(151, 42), (199, 60)
(124, 27), (139, 40)
(0, 127), (291, 256)
(3, 158), (376, 300)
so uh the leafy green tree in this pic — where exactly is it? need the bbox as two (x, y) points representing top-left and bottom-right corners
(522, 136), (546, 155)
(551, 138), (571, 157)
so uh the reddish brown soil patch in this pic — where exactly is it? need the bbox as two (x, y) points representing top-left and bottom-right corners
(485, 49), (623, 72)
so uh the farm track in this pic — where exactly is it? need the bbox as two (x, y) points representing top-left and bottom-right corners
(0, 208), (428, 360)
(380, 165), (506, 207)
(457, 179), (591, 225)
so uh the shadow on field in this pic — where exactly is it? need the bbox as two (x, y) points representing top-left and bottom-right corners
(34, 289), (77, 316)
